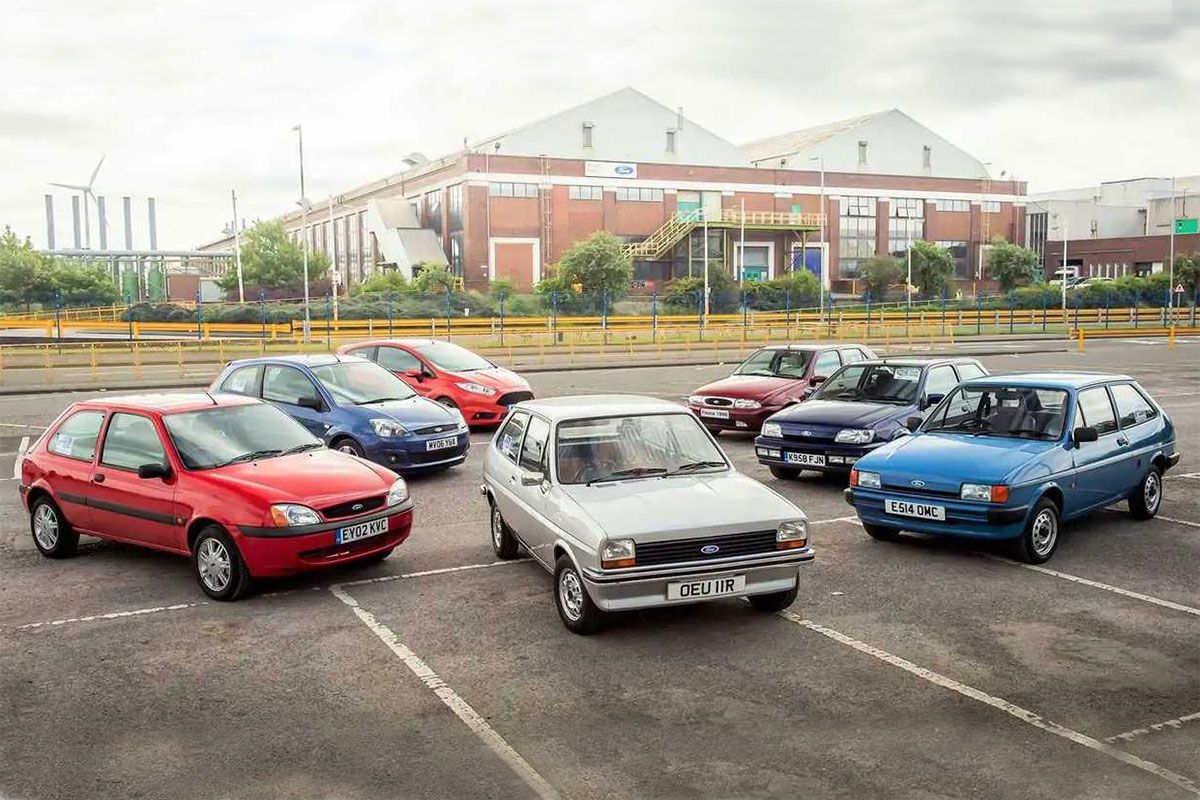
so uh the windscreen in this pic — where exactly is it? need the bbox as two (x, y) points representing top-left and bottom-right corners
(414, 341), (493, 372)
(555, 413), (727, 485)
(163, 403), (321, 470)
(311, 361), (416, 405)
(815, 364), (922, 404)
(924, 386), (1069, 440)
(733, 349), (812, 379)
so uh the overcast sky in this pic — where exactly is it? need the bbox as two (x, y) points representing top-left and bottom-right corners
(2, 0), (1196, 250)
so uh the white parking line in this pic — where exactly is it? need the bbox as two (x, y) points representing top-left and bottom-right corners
(810, 515), (860, 525)
(13, 602), (207, 631)
(1168, 472), (1200, 480)
(986, 556), (1200, 617)
(1105, 711), (1200, 744)
(337, 558), (532, 588)
(1156, 515), (1200, 529)
(331, 585), (560, 800)
(779, 613), (1199, 796)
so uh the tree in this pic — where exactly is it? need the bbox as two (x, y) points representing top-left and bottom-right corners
(858, 256), (904, 299)
(411, 263), (456, 295)
(1173, 252), (1200, 296)
(986, 239), (1037, 292)
(554, 231), (633, 299)
(48, 261), (119, 306)
(906, 240), (954, 297)
(217, 220), (328, 297)
(0, 227), (55, 308)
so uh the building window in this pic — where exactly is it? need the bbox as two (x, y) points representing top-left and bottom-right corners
(666, 129), (676, 153)
(448, 184), (463, 231)
(888, 198), (924, 255)
(858, 140), (868, 165)
(449, 231), (463, 276)
(489, 182), (539, 198)
(923, 145), (932, 170)
(425, 191), (442, 235)
(582, 122), (594, 149)
(891, 198), (923, 218)
(936, 240), (970, 279)
(982, 200), (1001, 213)
(615, 187), (664, 202)
(839, 196), (877, 278)
(568, 185), (603, 201)
(934, 199), (970, 213)
(408, 198), (420, 222)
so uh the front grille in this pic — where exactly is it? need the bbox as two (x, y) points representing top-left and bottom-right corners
(781, 427), (838, 443)
(497, 391), (534, 407)
(414, 423), (460, 436)
(703, 396), (734, 407)
(407, 444), (465, 465)
(321, 495), (385, 519)
(881, 482), (960, 499)
(635, 529), (778, 567)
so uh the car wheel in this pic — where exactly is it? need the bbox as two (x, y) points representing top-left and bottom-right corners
(29, 496), (79, 558)
(359, 547), (394, 565)
(554, 555), (603, 635)
(1013, 498), (1059, 564)
(193, 526), (250, 601)
(769, 465), (799, 480)
(748, 584), (798, 613)
(436, 396), (458, 409)
(862, 523), (901, 541)
(1129, 465), (1162, 520)
(489, 502), (520, 559)
(332, 438), (364, 457)
(705, 427), (722, 437)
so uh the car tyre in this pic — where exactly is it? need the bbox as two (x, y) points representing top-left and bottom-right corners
(769, 465), (799, 480)
(862, 523), (901, 541)
(332, 438), (365, 457)
(358, 547), (394, 565)
(705, 427), (722, 437)
(29, 496), (79, 558)
(748, 585), (798, 613)
(436, 396), (458, 409)
(489, 502), (520, 559)
(1013, 498), (1059, 564)
(193, 526), (251, 601)
(1129, 465), (1162, 520)
(554, 555), (603, 635)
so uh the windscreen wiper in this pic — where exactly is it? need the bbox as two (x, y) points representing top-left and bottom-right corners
(215, 449), (282, 467)
(587, 466), (668, 485)
(281, 442), (326, 455)
(667, 460), (726, 476)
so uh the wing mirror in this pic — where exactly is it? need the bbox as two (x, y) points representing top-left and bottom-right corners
(809, 375), (828, 386)
(296, 396), (323, 411)
(922, 392), (945, 410)
(520, 470), (546, 487)
(1072, 426), (1099, 445)
(137, 463), (171, 480)
(904, 416), (924, 432)
(403, 368), (424, 381)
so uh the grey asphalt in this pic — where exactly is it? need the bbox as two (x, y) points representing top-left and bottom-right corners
(1, 338), (1197, 800)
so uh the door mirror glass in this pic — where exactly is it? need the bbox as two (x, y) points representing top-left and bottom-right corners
(296, 395), (323, 411)
(1073, 426), (1099, 444)
(520, 469), (545, 487)
(137, 462), (171, 480)
(922, 392), (945, 409)
(905, 416), (923, 432)
(404, 368), (423, 380)
(810, 375), (827, 386)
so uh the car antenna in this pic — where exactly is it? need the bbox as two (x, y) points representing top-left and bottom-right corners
(203, 390), (218, 406)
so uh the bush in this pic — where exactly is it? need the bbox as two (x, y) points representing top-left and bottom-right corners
(353, 271), (412, 297)
(663, 265), (737, 312)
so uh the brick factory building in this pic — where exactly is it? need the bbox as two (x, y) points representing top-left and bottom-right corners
(202, 88), (1026, 295)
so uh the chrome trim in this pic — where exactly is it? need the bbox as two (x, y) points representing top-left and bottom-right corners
(583, 547), (813, 582)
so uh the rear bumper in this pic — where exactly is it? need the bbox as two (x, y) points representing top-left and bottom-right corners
(844, 488), (1028, 540)
(581, 549), (813, 612)
(236, 505), (413, 576)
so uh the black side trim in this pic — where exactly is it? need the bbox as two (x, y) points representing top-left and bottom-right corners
(88, 497), (180, 526)
(59, 492), (88, 507)
(238, 501), (413, 538)
(18, 484), (28, 496)
(843, 488), (856, 505)
(1164, 452), (1180, 471)
(988, 506), (1029, 525)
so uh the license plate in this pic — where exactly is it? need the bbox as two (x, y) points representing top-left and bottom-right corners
(700, 408), (730, 419)
(335, 517), (388, 544)
(885, 499), (946, 521)
(785, 452), (826, 466)
(426, 435), (459, 452)
(666, 574), (746, 601)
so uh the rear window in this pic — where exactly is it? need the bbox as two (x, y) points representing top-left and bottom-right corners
(1110, 383), (1157, 428)
(47, 410), (105, 462)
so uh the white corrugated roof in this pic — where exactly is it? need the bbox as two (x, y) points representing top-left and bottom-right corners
(742, 110), (892, 164)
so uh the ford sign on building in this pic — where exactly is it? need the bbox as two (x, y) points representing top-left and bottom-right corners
(584, 160), (638, 179)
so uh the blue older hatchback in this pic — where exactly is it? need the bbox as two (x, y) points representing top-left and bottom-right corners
(211, 354), (469, 472)
(845, 373), (1178, 563)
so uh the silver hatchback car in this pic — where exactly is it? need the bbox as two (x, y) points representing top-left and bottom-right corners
(480, 395), (814, 634)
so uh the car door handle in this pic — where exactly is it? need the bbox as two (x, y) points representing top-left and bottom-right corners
(508, 475), (517, 484)
(92, 474), (105, 484)
(1117, 437), (1129, 447)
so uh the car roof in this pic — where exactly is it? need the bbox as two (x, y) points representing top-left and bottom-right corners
(860, 357), (981, 367)
(962, 372), (1133, 390)
(344, 338), (444, 348)
(75, 392), (260, 415)
(760, 342), (867, 352)
(514, 394), (687, 422)
(228, 353), (370, 368)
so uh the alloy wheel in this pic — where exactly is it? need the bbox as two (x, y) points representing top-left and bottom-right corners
(33, 504), (59, 551)
(197, 538), (232, 592)
(491, 506), (503, 549)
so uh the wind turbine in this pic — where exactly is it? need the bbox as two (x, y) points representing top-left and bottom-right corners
(50, 155), (105, 249)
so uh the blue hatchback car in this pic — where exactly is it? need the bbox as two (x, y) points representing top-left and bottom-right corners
(845, 373), (1178, 563)
(211, 354), (470, 472)
(755, 357), (987, 478)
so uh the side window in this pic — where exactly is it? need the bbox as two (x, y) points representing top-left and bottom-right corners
(47, 410), (105, 462)
(519, 417), (550, 473)
(100, 413), (167, 471)
(840, 348), (866, 365)
(1077, 387), (1118, 435)
(955, 363), (986, 381)
(814, 350), (841, 378)
(262, 366), (321, 406)
(220, 364), (262, 397)
(1110, 383), (1158, 428)
(496, 411), (530, 464)
(923, 366), (959, 399)
(347, 346), (377, 362)
(376, 347), (423, 373)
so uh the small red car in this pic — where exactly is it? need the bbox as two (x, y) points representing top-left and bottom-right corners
(688, 343), (876, 433)
(19, 393), (413, 600)
(337, 338), (533, 427)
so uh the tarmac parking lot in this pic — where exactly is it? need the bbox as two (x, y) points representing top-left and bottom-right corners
(1, 338), (1197, 800)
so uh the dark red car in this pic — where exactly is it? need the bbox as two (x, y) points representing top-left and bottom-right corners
(687, 343), (876, 433)
(19, 393), (413, 600)
(337, 339), (533, 428)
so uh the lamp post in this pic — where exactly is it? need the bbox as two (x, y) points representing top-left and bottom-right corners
(1053, 213), (1068, 313)
(1167, 177), (1176, 314)
(809, 154), (826, 320)
(702, 206), (709, 324)
(227, 190), (244, 304)
(293, 124), (311, 342)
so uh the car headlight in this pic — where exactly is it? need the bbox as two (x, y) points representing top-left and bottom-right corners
(688, 395), (705, 406)
(961, 483), (1009, 503)
(387, 478), (409, 506)
(600, 538), (636, 568)
(455, 382), (497, 396)
(851, 470), (881, 489)
(835, 429), (874, 444)
(269, 503), (321, 527)
(733, 398), (761, 409)
(761, 422), (782, 439)
(776, 520), (808, 549)
(370, 418), (408, 438)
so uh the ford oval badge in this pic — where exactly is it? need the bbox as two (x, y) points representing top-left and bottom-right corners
(615, 165), (634, 175)
(910, 480), (926, 488)
(700, 544), (721, 555)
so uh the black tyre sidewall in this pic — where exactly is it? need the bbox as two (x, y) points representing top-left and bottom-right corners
(333, 438), (365, 458)
(749, 584), (799, 613)
(769, 465), (799, 480)
(863, 523), (901, 541)
(192, 526), (250, 601)
(489, 502), (520, 559)
(554, 555), (602, 635)
(1129, 465), (1162, 520)
(29, 496), (79, 558)
(1015, 498), (1060, 564)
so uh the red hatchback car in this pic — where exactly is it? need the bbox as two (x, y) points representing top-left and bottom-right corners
(337, 338), (533, 427)
(19, 393), (413, 600)
(688, 343), (876, 433)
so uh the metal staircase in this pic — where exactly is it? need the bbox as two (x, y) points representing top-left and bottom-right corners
(623, 209), (825, 261)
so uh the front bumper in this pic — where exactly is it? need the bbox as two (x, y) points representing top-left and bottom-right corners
(580, 549), (813, 612)
(688, 404), (779, 432)
(364, 432), (470, 471)
(844, 487), (1029, 540)
(236, 504), (413, 576)
(755, 436), (883, 472)
(460, 391), (534, 427)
